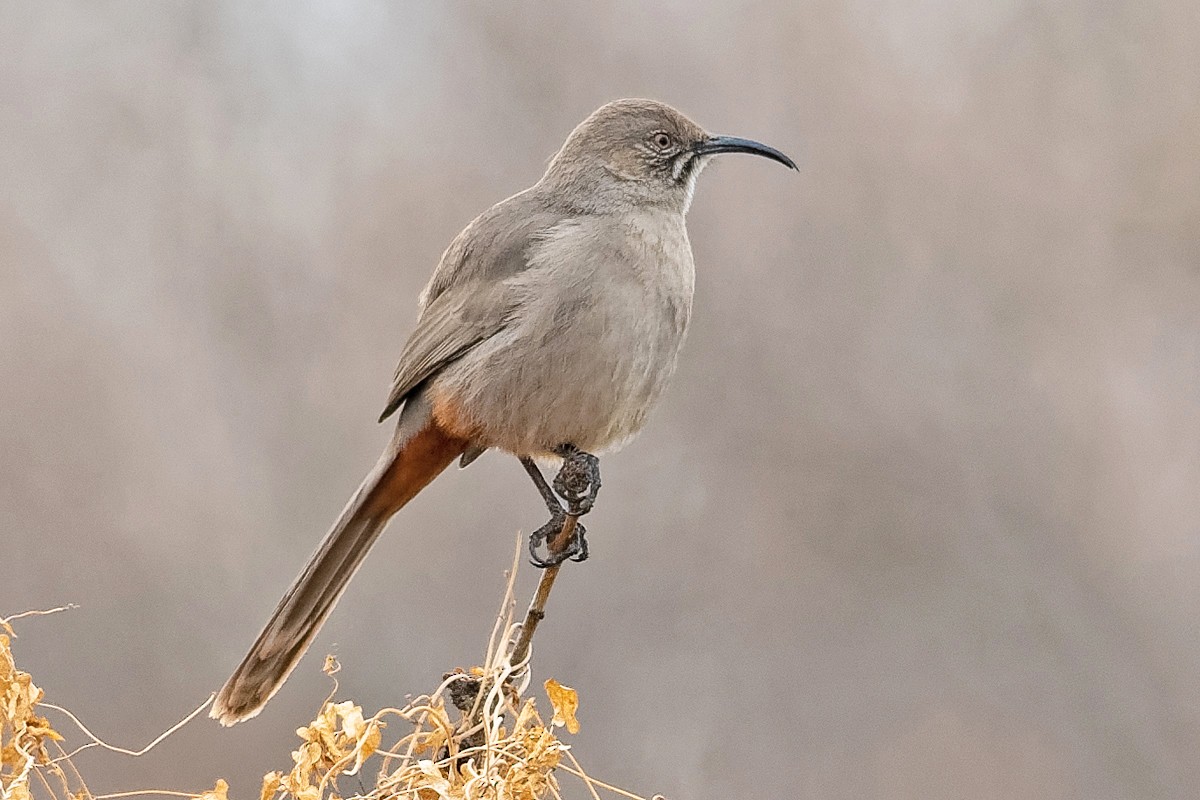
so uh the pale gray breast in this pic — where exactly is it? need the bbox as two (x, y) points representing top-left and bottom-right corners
(437, 211), (695, 455)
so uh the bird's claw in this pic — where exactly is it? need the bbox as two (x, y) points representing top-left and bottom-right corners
(552, 448), (601, 516)
(520, 446), (599, 567)
(528, 515), (588, 568)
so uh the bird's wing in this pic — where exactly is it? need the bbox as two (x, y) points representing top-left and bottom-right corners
(379, 195), (561, 422)
(419, 188), (557, 308)
(378, 283), (511, 422)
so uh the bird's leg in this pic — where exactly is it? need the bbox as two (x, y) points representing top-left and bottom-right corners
(519, 456), (587, 567)
(520, 456), (562, 517)
(551, 444), (601, 516)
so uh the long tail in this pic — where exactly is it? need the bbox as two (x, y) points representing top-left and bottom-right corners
(211, 395), (468, 725)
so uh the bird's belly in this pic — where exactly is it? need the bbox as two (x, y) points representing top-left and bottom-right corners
(437, 289), (688, 455)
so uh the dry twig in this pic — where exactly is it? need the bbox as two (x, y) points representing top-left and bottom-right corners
(509, 514), (580, 669)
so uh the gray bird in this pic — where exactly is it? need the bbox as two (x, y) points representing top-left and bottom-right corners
(212, 98), (795, 725)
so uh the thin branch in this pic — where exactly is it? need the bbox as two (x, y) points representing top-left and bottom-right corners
(453, 513), (577, 751)
(509, 513), (579, 668)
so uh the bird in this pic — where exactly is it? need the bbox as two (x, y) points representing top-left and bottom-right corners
(211, 98), (795, 725)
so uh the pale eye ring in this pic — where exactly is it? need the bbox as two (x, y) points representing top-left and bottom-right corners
(651, 132), (673, 150)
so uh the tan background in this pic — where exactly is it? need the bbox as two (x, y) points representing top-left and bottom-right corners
(2, 2), (1199, 798)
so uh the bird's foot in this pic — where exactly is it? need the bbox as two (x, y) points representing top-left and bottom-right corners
(519, 449), (595, 567)
(528, 512), (589, 568)
(552, 445), (601, 516)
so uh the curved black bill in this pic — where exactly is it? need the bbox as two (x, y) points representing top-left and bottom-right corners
(692, 135), (797, 170)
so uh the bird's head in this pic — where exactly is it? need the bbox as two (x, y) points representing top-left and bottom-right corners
(542, 98), (796, 213)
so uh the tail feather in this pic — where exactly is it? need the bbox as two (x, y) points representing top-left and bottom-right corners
(211, 396), (468, 725)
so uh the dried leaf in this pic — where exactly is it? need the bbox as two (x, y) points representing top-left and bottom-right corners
(198, 779), (230, 800)
(347, 719), (383, 776)
(259, 770), (283, 800)
(544, 679), (580, 734)
(416, 759), (455, 799)
(514, 697), (539, 733)
(27, 716), (64, 742)
(340, 704), (367, 741)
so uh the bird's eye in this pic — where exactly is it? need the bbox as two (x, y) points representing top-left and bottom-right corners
(651, 132), (673, 150)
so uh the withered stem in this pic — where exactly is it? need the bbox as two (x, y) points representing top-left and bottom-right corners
(510, 514), (579, 667)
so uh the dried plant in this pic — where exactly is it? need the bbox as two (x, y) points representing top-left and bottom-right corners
(1, 539), (663, 800)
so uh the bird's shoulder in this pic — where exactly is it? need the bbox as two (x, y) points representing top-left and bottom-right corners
(419, 187), (567, 310)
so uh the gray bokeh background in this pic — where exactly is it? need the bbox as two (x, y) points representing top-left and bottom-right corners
(3, 2), (1199, 798)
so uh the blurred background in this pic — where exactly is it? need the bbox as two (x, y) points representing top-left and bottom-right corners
(2, 1), (1198, 798)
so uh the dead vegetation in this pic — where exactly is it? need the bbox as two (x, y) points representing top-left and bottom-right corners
(1, 540), (661, 800)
